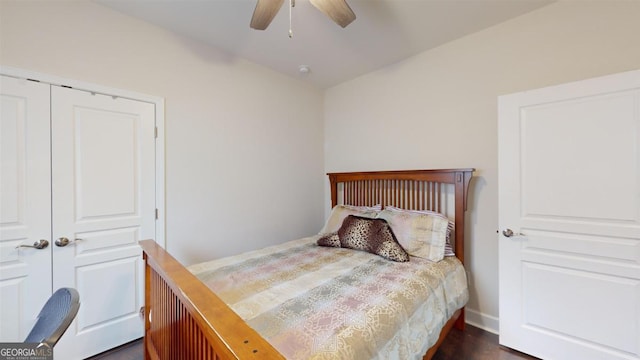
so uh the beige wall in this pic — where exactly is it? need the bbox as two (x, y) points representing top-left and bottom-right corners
(324, 1), (640, 331)
(0, 1), (325, 265)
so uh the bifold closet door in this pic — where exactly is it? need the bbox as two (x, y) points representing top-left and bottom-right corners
(0, 76), (52, 342)
(50, 86), (156, 359)
(1, 76), (156, 359)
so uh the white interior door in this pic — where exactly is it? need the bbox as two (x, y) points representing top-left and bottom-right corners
(0, 76), (52, 342)
(50, 86), (156, 359)
(498, 70), (640, 360)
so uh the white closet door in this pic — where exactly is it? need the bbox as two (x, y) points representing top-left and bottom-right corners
(499, 70), (640, 359)
(50, 86), (156, 359)
(0, 76), (52, 342)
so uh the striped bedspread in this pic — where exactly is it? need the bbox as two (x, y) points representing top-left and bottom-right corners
(189, 236), (468, 360)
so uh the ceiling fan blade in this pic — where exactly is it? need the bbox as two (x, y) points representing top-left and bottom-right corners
(250, 0), (285, 30)
(309, 0), (356, 28)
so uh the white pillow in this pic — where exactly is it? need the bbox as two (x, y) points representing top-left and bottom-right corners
(319, 204), (381, 235)
(385, 206), (456, 256)
(377, 206), (450, 262)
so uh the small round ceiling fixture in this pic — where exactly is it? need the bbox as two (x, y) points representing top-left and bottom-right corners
(298, 65), (311, 75)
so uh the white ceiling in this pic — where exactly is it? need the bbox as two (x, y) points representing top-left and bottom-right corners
(97, 0), (553, 89)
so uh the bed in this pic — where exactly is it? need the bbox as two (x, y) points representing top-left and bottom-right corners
(140, 168), (474, 360)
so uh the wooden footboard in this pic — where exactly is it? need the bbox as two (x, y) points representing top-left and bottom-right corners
(140, 239), (284, 360)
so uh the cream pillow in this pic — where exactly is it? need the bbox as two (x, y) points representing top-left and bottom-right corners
(385, 206), (456, 256)
(376, 206), (450, 261)
(319, 204), (381, 235)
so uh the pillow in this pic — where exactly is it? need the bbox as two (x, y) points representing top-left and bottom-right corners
(385, 206), (454, 239)
(376, 206), (450, 262)
(317, 232), (340, 248)
(337, 215), (409, 262)
(444, 242), (455, 257)
(319, 204), (381, 235)
(384, 206), (456, 257)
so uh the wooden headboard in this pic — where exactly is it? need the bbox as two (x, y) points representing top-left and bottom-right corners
(328, 169), (474, 264)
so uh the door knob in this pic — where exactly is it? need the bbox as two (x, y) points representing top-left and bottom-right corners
(55, 237), (82, 247)
(502, 229), (524, 237)
(15, 239), (49, 249)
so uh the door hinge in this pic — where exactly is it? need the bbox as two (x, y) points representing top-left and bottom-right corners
(154, 127), (158, 138)
(155, 208), (159, 220)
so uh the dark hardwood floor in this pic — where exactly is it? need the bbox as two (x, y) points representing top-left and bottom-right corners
(87, 340), (142, 360)
(432, 325), (538, 360)
(87, 325), (538, 360)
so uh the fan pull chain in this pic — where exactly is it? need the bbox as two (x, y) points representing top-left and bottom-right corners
(289, 0), (294, 38)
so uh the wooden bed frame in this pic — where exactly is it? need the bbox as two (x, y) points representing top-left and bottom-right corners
(140, 168), (474, 360)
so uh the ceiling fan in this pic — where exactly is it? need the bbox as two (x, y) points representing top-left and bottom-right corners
(250, 0), (356, 30)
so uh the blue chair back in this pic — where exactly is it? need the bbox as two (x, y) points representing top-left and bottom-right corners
(24, 288), (80, 347)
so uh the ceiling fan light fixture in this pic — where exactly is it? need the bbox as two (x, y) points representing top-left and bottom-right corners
(250, 0), (355, 31)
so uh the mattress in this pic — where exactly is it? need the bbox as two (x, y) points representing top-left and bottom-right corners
(189, 236), (468, 360)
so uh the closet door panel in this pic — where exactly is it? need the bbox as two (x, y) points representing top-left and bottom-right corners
(0, 76), (52, 341)
(51, 86), (155, 359)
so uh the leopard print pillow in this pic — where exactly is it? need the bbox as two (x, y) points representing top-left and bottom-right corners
(337, 215), (409, 262)
(317, 232), (340, 248)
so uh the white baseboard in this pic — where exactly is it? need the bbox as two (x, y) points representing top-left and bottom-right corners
(465, 308), (499, 335)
